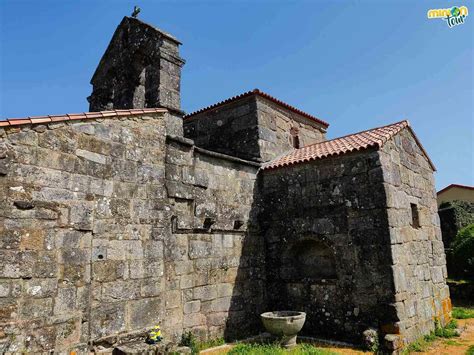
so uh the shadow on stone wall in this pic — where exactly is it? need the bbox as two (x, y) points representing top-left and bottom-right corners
(248, 152), (399, 345)
(223, 175), (267, 341)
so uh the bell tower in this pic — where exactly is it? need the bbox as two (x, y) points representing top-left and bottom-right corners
(88, 17), (185, 113)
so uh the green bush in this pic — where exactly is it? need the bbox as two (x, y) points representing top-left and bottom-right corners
(450, 224), (474, 278)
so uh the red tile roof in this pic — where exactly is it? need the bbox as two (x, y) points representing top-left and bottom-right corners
(0, 108), (167, 127)
(437, 184), (474, 195)
(263, 120), (436, 171)
(184, 89), (329, 128)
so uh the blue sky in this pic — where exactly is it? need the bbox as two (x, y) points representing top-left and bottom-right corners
(1, 0), (472, 190)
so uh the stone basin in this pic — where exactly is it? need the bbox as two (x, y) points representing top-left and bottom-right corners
(260, 311), (306, 348)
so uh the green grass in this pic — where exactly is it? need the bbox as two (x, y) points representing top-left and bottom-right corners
(196, 337), (226, 351)
(466, 345), (474, 355)
(434, 319), (459, 338)
(403, 335), (434, 353)
(453, 306), (474, 319)
(179, 331), (225, 354)
(443, 339), (462, 346)
(402, 320), (460, 353)
(227, 343), (337, 355)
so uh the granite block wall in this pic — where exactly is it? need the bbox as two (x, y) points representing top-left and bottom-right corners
(259, 149), (396, 343)
(258, 129), (450, 350)
(183, 96), (260, 162)
(380, 129), (451, 346)
(184, 94), (327, 163)
(0, 113), (264, 353)
(0, 113), (169, 353)
(162, 137), (265, 342)
(255, 96), (326, 161)
(0, 109), (450, 353)
(88, 17), (185, 113)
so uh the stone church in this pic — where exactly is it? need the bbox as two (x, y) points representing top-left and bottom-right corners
(0, 16), (451, 353)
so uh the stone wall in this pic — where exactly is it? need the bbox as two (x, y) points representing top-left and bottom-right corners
(0, 114), (264, 353)
(88, 17), (185, 113)
(162, 137), (265, 342)
(380, 129), (451, 346)
(255, 96), (326, 161)
(184, 94), (326, 163)
(184, 96), (260, 162)
(258, 128), (451, 350)
(259, 149), (395, 343)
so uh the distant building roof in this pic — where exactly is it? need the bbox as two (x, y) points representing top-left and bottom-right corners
(0, 108), (167, 127)
(184, 89), (329, 128)
(263, 120), (436, 171)
(438, 184), (474, 195)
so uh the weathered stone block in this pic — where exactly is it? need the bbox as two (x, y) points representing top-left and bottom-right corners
(165, 289), (182, 309)
(165, 181), (194, 200)
(20, 297), (53, 318)
(76, 149), (107, 164)
(90, 303), (126, 339)
(93, 260), (126, 282)
(102, 280), (141, 302)
(184, 300), (201, 314)
(193, 285), (217, 301)
(127, 297), (163, 330)
(183, 313), (206, 328)
(70, 201), (94, 231)
(189, 240), (212, 259)
(54, 287), (77, 315)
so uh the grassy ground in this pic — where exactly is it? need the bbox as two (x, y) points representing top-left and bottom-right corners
(453, 306), (474, 319)
(466, 345), (474, 355)
(400, 303), (474, 354)
(187, 303), (474, 354)
(402, 320), (459, 353)
(227, 343), (337, 355)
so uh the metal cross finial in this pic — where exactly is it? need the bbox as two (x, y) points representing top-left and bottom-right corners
(131, 6), (141, 18)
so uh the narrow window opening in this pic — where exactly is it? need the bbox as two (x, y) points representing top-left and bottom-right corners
(410, 203), (420, 229)
(292, 135), (300, 149)
(290, 127), (300, 149)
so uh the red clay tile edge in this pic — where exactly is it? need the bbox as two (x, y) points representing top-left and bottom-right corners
(0, 108), (167, 128)
(437, 183), (474, 195)
(184, 89), (329, 128)
(263, 120), (436, 172)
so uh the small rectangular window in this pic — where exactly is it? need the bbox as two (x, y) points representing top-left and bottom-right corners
(410, 203), (420, 229)
(292, 135), (300, 149)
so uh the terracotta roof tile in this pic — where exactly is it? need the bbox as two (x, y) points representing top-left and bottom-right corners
(264, 120), (436, 171)
(437, 184), (474, 195)
(8, 119), (32, 126)
(0, 108), (167, 128)
(184, 89), (329, 128)
(30, 117), (52, 124)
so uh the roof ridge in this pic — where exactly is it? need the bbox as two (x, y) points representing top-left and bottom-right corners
(0, 108), (167, 128)
(184, 88), (329, 127)
(438, 183), (474, 194)
(301, 119), (408, 150)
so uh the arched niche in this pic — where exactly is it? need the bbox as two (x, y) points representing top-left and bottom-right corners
(283, 239), (337, 281)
